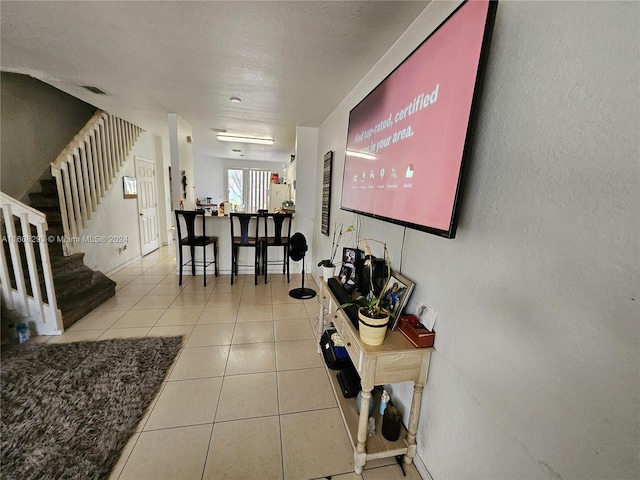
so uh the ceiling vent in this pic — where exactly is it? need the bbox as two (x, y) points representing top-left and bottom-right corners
(81, 85), (109, 95)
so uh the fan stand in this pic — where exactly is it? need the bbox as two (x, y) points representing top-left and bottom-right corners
(289, 255), (316, 300)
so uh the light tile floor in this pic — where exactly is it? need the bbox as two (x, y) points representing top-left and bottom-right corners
(36, 245), (423, 480)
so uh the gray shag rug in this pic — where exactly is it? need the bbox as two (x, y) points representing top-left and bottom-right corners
(1, 336), (182, 480)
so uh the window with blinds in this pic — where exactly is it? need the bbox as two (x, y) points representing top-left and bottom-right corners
(227, 168), (271, 212)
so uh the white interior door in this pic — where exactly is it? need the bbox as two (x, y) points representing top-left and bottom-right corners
(136, 156), (159, 255)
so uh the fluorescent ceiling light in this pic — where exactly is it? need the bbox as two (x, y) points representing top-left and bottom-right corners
(346, 150), (376, 160)
(216, 133), (274, 145)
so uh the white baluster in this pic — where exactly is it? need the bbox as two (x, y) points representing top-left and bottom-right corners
(35, 221), (62, 330)
(51, 167), (71, 246)
(66, 153), (84, 231)
(84, 135), (98, 212)
(19, 213), (45, 321)
(79, 142), (93, 219)
(100, 117), (113, 186)
(117, 117), (125, 168)
(108, 115), (118, 177)
(0, 211), (15, 311)
(93, 124), (105, 197)
(2, 204), (30, 316)
(89, 130), (103, 202)
(60, 162), (78, 240)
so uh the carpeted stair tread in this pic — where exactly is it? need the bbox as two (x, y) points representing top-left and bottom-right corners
(38, 178), (58, 194)
(47, 239), (64, 257)
(28, 192), (60, 209)
(50, 252), (86, 275)
(10, 249), (84, 290)
(39, 207), (63, 224)
(57, 272), (116, 328)
(12, 252), (91, 305)
(45, 226), (65, 239)
(20, 174), (118, 327)
(52, 265), (96, 303)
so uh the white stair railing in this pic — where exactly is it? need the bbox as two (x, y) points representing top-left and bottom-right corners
(0, 192), (63, 336)
(51, 110), (142, 255)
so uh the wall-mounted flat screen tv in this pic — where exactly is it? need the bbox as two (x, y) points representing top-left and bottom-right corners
(341, 0), (497, 238)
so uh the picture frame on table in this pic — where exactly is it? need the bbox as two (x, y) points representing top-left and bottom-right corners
(381, 271), (415, 330)
(339, 247), (362, 293)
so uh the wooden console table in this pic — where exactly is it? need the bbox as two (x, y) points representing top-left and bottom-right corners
(318, 279), (434, 474)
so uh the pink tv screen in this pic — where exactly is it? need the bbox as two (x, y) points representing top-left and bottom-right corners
(341, 0), (497, 238)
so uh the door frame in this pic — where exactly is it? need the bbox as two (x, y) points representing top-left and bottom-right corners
(135, 156), (160, 256)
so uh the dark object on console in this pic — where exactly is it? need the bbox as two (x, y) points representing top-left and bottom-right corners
(358, 256), (388, 298)
(382, 405), (402, 441)
(175, 210), (218, 286)
(320, 329), (351, 370)
(288, 232), (316, 299)
(327, 278), (359, 330)
(336, 365), (361, 398)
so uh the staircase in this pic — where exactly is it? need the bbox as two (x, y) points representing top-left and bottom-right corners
(1, 110), (143, 335)
(29, 178), (116, 329)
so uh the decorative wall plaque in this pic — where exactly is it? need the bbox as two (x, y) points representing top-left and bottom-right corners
(321, 151), (333, 236)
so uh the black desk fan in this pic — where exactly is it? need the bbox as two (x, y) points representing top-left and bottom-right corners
(288, 232), (317, 300)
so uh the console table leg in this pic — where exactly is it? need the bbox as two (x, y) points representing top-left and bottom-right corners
(316, 302), (325, 353)
(355, 388), (371, 474)
(354, 451), (366, 475)
(403, 383), (424, 465)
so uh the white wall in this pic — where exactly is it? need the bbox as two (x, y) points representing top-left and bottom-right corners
(193, 154), (225, 204)
(192, 155), (283, 206)
(168, 113), (195, 210)
(293, 126), (318, 254)
(314, 2), (639, 479)
(80, 132), (164, 273)
(157, 136), (173, 246)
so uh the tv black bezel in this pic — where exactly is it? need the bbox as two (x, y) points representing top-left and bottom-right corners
(340, 0), (498, 239)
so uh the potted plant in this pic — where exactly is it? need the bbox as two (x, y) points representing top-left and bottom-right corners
(318, 224), (353, 279)
(338, 238), (392, 346)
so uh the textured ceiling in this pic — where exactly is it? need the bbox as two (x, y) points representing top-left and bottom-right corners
(1, 1), (429, 162)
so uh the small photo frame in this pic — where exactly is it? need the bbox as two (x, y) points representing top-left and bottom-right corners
(381, 271), (415, 330)
(339, 247), (360, 293)
(338, 264), (354, 285)
(123, 176), (137, 198)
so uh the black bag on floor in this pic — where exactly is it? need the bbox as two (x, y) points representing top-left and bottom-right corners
(320, 329), (350, 370)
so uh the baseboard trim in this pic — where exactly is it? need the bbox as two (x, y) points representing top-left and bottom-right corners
(413, 452), (433, 480)
(106, 255), (143, 276)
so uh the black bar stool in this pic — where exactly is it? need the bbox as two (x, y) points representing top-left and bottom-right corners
(229, 213), (263, 285)
(261, 212), (292, 284)
(175, 210), (218, 286)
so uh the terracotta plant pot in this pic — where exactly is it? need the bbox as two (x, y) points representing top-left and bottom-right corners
(358, 308), (389, 346)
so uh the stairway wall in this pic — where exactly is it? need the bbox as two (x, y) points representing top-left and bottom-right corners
(0, 72), (95, 201)
(76, 132), (165, 274)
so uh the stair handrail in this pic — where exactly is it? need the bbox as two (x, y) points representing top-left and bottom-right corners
(0, 191), (63, 335)
(50, 110), (142, 255)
